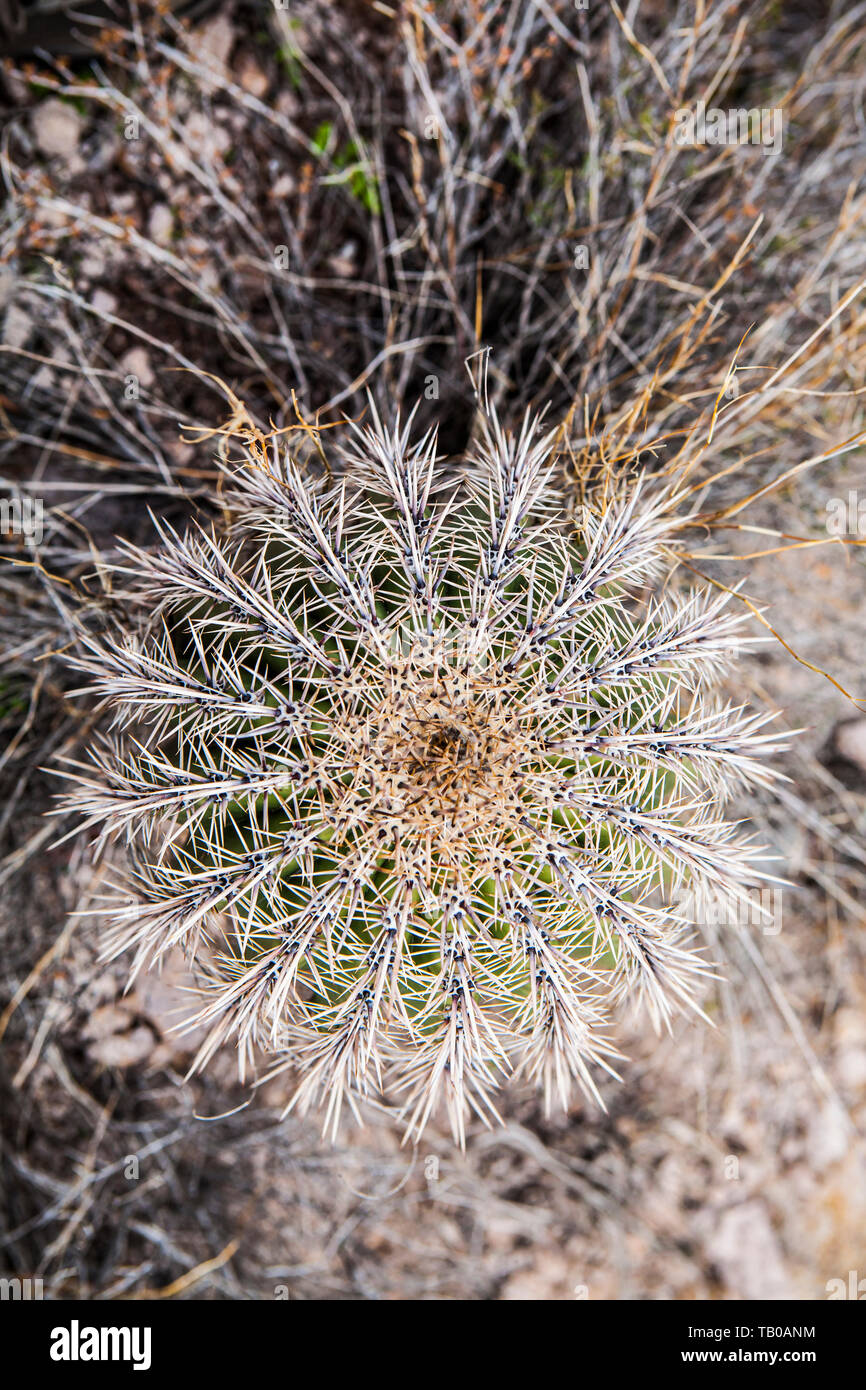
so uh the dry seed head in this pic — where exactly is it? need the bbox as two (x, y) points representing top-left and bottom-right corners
(60, 383), (789, 1144)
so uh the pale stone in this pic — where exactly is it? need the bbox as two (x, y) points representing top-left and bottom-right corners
(148, 203), (174, 247)
(835, 718), (866, 773)
(31, 366), (55, 394)
(167, 439), (195, 466)
(705, 1201), (791, 1299)
(182, 110), (231, 161)
(3, 304), (32, 349)
(271, 172), (296, 199)
(88, 1026), (155, 1069)
(275, 91), (300, 118)
(329, 241), (357, 277)
(136, 949), (204, 1051)
(238, 57), (269, 98)
(808, 1101), (850, 1172)
(82, 1003), (137, 1040)
(92, 289), (117, 316)
(119, 347), (156, 389)
(32, 98), (82, 159)
(79, 254), (106, 280)
(500, 1250), (575, 1300)
(196, 13), (235, 77)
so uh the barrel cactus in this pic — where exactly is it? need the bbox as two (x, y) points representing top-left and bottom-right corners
(62, 380), (786, 1143)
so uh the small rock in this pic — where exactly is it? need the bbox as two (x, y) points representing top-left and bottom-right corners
(196, 13), (235, 77)
(136, 951), (202, 1048)
(182, 111), (231, 161)
(167, 439), (195, 466)
(148, 203), (174, 247)
(834, 718), (866, 775)
(119, 347), (155, 390)
(79, 254), (106, 280)
(3, 304), (32, 349)
(500, 1251), (575, 1301)
(31, 365), (55, 394)
(271, 172), (296, 199)
(2, 68), (28, 105)
(837, 1044), (866, 1094)
(42, 204), (71, 229)
(88, 1026), (155, 1069)
(32, 98), (83, 159)
(92, 289), (117, 316)
(78, 972), (120, 1012)
(834, 1006), (866, 1050)
(82, 1003), (136, 1041)
(808, 1100), (850, 1172)
(705, 1201), (791, 1299)
(328, 241), (357, 277)
(238, 56), (269, 98)
(275, 90), (300, 119)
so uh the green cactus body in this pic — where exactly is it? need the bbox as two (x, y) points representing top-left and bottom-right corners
(63, 387), (787, 1143)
